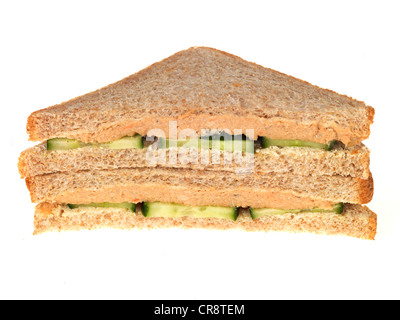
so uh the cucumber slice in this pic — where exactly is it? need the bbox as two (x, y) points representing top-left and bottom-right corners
(158, 136), (254, 153)
(158, 138), (200, 149)
(47, 138), (86, 150)
(262, 137), (336, 151)
(333, 202), (344, 214)
(97, 135), (144, 150)
(67, 202), (136, 212)
(47, 135), (143, 151)
(250, 203), (343, 220)
(326, 140), (338, 151)
(141, 202), (238, 221)
(210, 138), (254, 153)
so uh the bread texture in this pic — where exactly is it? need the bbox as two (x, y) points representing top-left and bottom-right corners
(27, 47), (374, 146)
(33, 203), (377, 240)
(18, 142), (371, 179)
(25, 167), (373, 207)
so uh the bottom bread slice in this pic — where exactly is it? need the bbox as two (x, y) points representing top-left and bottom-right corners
(34, 203), (377, 239)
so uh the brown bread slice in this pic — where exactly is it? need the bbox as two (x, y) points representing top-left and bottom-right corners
(33, 203), (377, 240)
(18, 142), (371, 179)
(27, 47), (374, 146)
(25, 167), (373, 207)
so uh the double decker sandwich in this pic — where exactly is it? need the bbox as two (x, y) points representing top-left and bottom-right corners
(18, 47), (376, 239)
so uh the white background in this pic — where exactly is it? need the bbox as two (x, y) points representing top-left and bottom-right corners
(1, 0), (399, 300)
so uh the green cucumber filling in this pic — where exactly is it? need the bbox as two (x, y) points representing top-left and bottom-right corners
(47, 134), (144, 151)
(250, 203), (343, 220)
(66, 202), (343, 221)
(47, 132), (338, 152)
(66, 202), (238, 221)
(158, 134), (255, 153)
(141, 202), (238, 221)
(67, 202), (136, 212)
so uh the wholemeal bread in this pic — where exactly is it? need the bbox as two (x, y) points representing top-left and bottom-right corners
(27, 47), (374, 146)
(25, 167), (373, 208)
(18, 142), (371, 179)
(33, 203), (377, 240)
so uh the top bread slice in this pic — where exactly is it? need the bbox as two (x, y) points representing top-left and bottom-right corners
(27, 47), (374, 146)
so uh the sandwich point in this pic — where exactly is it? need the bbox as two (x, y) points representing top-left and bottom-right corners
(18, 47), (376, 239)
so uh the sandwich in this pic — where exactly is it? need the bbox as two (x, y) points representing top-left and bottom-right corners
(18, 47), (376, 239)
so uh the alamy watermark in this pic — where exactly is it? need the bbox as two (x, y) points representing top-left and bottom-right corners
(145, 121), (255, 174)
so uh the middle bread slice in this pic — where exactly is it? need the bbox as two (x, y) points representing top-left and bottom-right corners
(26, 167), (373, 209)
(19, 142), (370, 179)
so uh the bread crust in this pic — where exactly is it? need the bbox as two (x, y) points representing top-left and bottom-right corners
(33, 203), (377, 240)
(26, 47), (374, 146)
(359, 174), (374, 204)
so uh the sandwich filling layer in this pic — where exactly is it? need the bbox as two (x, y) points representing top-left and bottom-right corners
(39, 201), (343, 221)
(46, 133), (338, 152)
